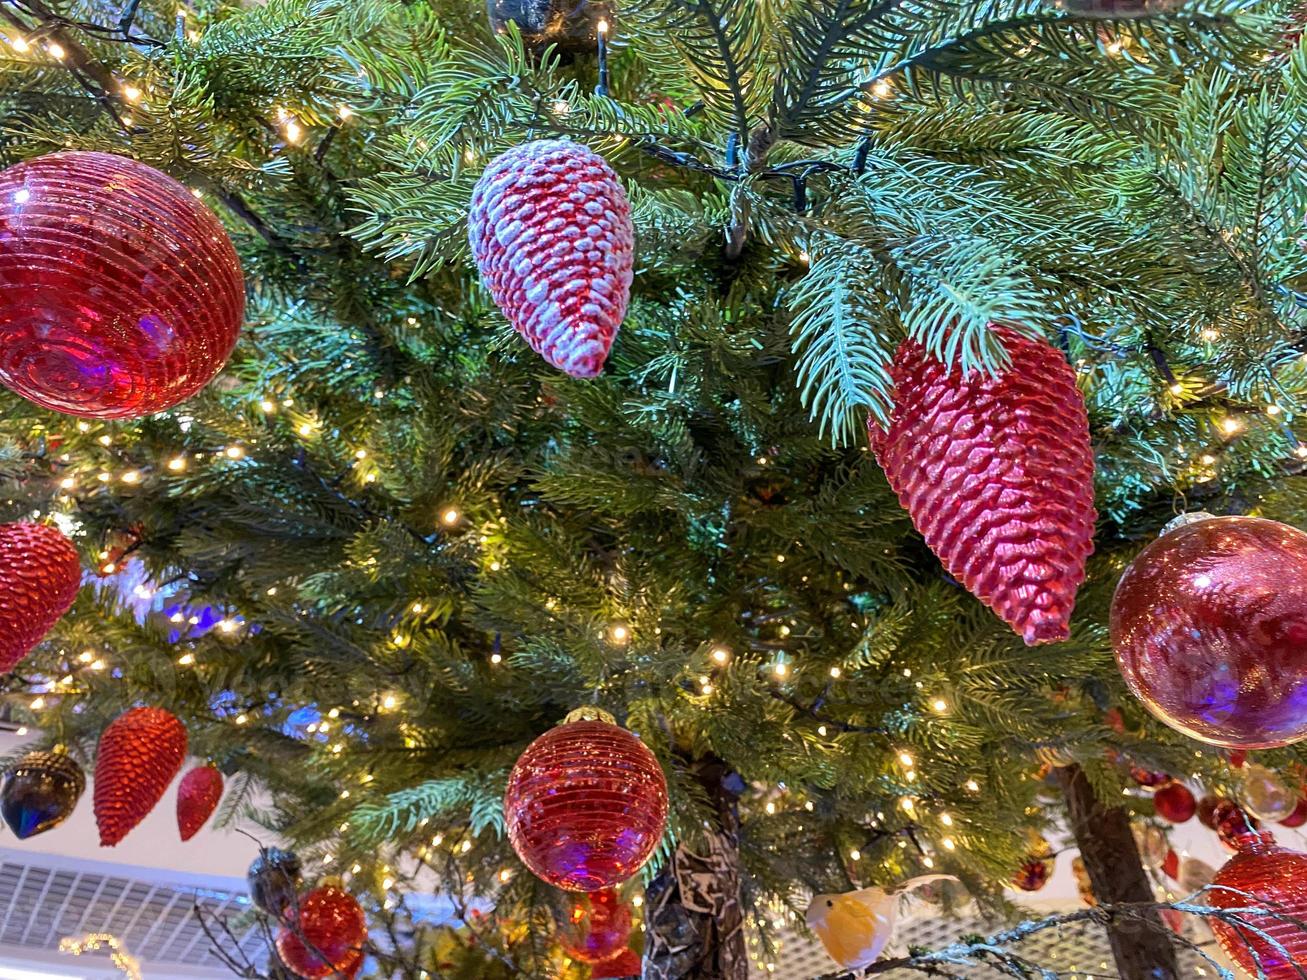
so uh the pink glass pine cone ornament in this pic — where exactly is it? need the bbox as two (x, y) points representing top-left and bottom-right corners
(0, 151), (244, 419)
(869, 326), (1096, 645)
(468, 139), (634, 378)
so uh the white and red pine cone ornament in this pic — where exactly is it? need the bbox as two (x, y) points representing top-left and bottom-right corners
(0, 521), (81, 672)
(468, 139), (634, 378)
(94, 707), (187, 846)
(869, 326), (1096, 645)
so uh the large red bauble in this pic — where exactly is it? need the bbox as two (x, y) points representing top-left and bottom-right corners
(0, 521), (80, 672)
(0, 151), (244, 418)
(94, 707), (187, 846)
(1152, 781), (1197, 823)
(468, 140), (633, 378)
(275, 886), (367, 979)
(869, 327), (1096, 645)
(176, 765), (224, 841)
(504, 714), (668, 891)
(1111, 515), (1307, 748)
(1210, 828), (1307, 978)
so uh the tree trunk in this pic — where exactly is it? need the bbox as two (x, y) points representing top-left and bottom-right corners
(642, 756), (748, 980)
(1056, 764), (1180, 980)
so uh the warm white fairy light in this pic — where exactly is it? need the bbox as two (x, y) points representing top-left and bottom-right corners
(441, 507), (461, 526)
(898, 751), (914, 768)
(338, 104), (354, 121)
(1267, 404), (1283, 416)
(711, 647), (730, 665)
(59, 476), (75, 489)
(829, 666), (841, 678)
(122, 84), (142, 102)
(1220, 417), (1241, 435)
(931, 697), (948, 713)
(773, 661), (788, 678)
(869, 79), (892, 99)
(849, 848), (861, 861)
(610, 624), (629, 644)
(260, 398), (277, 413)
(120, 470), (141, 484)
(168, 456), (187, 472)
(98, 434), (112, 446)
(1168, 382), (1184, 396)
(177, 653), (196, 666)
(10, 35), (30, 52)
(47, 42), (65, 59)
(30, 696), (45, 710)
(234, 713), (248, 725)
(60, 933), (142, 979)
(490, 652), (502, 664)
(964, 779), (980, 792)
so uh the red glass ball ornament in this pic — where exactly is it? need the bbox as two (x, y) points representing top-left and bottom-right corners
(1012, 857), (1053, 891)
(504, 712), (668, 891)
(1210, 828), (1307, 978)
(0, 521), (80, 672)
(1282, 798), (1307, 828)
(1111, 514), (1307, 749)
(1153, 782), (1197, 824)
(559, 888), (633, 963)
(0, 151), (244, 419)
(1200, 795), (1232, 830)
(275, 886), (367, 979)
(1216, 802), (1262, 849)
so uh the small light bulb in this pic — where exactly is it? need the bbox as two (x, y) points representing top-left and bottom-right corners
(850, 848), (861, 861)
(942, 837), (956, 850)
(490, 652), (503, 664)
(298, 423), (314, 437)
(121, 470), (141, 484)
(773, 662), (788, 678)
(597, 18), (609, 33)
(284, 119), (303, 144)
(98, 435), (112, 446)
(47, 42), (65, 59)
(11, 36), (30, 53)
(122, 84), (142, 102)
(764, 801), (776, 815)
(218, 619), (238, 633)
(964, 779), (980, 792)
(260, 399), (276, 413)
(441, 507), (460, 526)
(1267, 404), (1282, 416)
(817, 725), (827, 736)
(338, 104), (354, 121)
(1220, 417), (1240, 435)
(59, 477), (74, 490)
(382, 694), (398, 710)
(168, 456), (187, 472)
(870, 79), (892, 99)
(829, 666), (842, 678)
(711, 647), (730, 665)
(1201, 328), (1219, 341)
(178, 653), (196, 666)
(1201, 454), (1216, 465)
(899, 751), (914, 767)
(610, 624), (629, 643)
(931, 698), (948, 713)
(1169, 382), (1184, 396)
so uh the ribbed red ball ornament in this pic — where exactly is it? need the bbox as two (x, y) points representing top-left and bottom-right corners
(275, 886), (367, 979)
(0, 521), (80, 672)
(868, 327), (1096, 645)
(0, 151), (244, 419)
(94, 707), (187, 846)
(176, 765), (224, 841)
(560, 888), (633, 963)
(468, 140), (633, 378)
(1210, 825), (1307, 978)
(1153, 781), (1197, 823)
(504, 709), (667, 891)
(1112, 514), (1307, 748)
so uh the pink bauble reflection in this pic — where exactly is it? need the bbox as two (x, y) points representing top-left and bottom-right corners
(1111, 516), (1307, 748)
(0, 151), (244, 419)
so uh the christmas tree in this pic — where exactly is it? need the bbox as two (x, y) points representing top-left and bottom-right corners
(0, 0), (1306, 975)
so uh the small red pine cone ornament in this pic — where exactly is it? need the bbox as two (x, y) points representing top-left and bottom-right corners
(94, 707), (187, 846)
(1012, 857), (1052, 891)
(467, 139), (634, 379)
(176, 765), (224, 841)
(0, 151), (244, 419)
(504, 709), (667, 891)
(1112, 514), (1307, 748)
(869, 327), (1096, 645)
(0, 521), (80, 673)
(275, 886), (367, 979)
(1153, 781), (1197, 824)
(1210, 823), (1307, 978)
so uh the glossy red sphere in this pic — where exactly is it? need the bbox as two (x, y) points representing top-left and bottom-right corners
(1111, 516), (1307, 748)
(505, 719), (668, 892)
(1210, 830), (1307, 978)
(1282, 798), (1307, 828)
(0, 151), (244, 419)
(275, 887), (366, 979)
(1153, 782), (1197, 823)
(559, 888), (633, 963)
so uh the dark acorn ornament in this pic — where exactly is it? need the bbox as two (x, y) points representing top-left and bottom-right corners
(0, 749), (84, 838)
(488, 0), (615, 57)
(247, 846), (303, 918)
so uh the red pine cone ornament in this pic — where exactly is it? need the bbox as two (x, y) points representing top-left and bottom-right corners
(176, 765), (224, 841)
(275, 886), (367, 979)
(869, 327), (1096, 645)
(94, 707), (187, 846)
(468, 140), (634, 378)
(1209, 818), (1307, 979)
(0, 521), (80, 672)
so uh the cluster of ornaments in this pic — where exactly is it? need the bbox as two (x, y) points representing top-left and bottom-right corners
(504, 709), (667, 892)
(246, 848), (368, 979)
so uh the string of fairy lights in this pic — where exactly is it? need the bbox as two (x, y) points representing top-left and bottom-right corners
(0, 6), (1304, 974)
